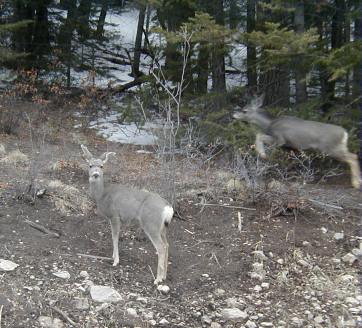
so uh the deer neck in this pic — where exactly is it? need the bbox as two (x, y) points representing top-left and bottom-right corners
(250, 111), (272, 131)
(89, 179), (104, 203)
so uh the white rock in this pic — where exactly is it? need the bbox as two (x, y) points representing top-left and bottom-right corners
(291, 317), (303, 327)
(298, 259), (311, 268)
(302, 241), (310, 246)
(344, 319), (356, 327)
(136, 296), (148, 304)
(342, 253), (357, 265)
(52, 270), (70, 279)
(314, 315), (324, 324)
(38, 316), (64, 328)
(143, 311), (154, 320)
(210, 322), (222, 328)
(277, 259), (284, 265)
(157, 284), (170, 294)
(79, 271), (89, 278)
(0, 144), (5, 156)
(202, 315), (212, 324)
(149, 319), (157, 326)
(159, 318), (169, 325)
(90, 285), (123, 303)
(245, 320), (257, 328)
(345, 297), (359, 304)
(260, 322), (273, 327)
(351, 248), (362, 256)
(254, 285), (262, 292)
(0, 259), (19, 271)
(321, 227), (327, 234)
(201, 273), (209, 278)
(214, 288), (225, 296)
(253, 250), (267, 261)
(334, 232), (344, 240)
(126, 308), (138, 318)
(221, 308), (248, 321)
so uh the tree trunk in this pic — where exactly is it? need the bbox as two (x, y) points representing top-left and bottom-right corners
(294, 1), (307, 103)
(247, 0), (257, 91)
(352, 0), (361, 99)
(229, 0), (240, 29)
(196, 44), (209, 94)
(133, 3), (146, 77)
(211, 0), (226, 93)
(96, 0), (108, 39)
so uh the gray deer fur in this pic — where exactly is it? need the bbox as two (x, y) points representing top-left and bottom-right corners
(233, 95), (361, 189)
(81, 145), (173, 284)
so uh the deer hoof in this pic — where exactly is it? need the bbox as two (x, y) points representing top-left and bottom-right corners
(112, 259), (119, 266)
(153, 278), (163, 285)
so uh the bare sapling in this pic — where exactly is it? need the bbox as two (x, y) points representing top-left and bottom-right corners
(233, 95), (361, 189)
(81, 145), (174, 284)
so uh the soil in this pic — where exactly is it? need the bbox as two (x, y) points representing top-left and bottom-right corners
(0, 102), (361, 328)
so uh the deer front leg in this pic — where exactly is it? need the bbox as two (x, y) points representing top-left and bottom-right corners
(110, 217), (121, 266)
(255, 133), (274, 158)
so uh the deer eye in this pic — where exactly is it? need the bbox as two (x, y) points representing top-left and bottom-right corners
(100, 165), (103, 168)
(89, 165), (93, 168)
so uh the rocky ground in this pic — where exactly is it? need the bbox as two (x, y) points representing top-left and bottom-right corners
(0, 102), (361, 328)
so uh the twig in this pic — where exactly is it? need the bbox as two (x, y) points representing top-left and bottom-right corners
(51, 306), (78, 327)
(148, 265), (155, 281)
(237, 212), (242, 233)
(76, 253), (112, 261)
(307, 198), (343, 210)
(188, 240), (214, 248)
(184, 229), (194, 235)
(210, 252), (222, 268)
(195, 203), (256, 211)
(0, 305), (3, 328)
(24, 219), (60, 238)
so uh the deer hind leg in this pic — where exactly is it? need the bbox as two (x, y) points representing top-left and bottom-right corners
(160, 226), (169, 280)
(345, 152), (361, 189)
(146, 232), (166, 284)
(110, 217), (121, 266)
(255, 133), (275, 158)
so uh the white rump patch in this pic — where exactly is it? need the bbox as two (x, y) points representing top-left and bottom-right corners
(342, 131), (348, 146)
(162, 206), (174, 224)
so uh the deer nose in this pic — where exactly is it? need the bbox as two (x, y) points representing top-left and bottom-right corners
(92, 172), (100, 178)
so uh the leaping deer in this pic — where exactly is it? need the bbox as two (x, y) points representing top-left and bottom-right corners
(233, 95), (361, 189)
(81, 145), (174, 284)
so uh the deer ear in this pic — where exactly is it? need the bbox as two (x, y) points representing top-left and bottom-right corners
(101, 152), (116, 165)
(81, 145), (93, 162)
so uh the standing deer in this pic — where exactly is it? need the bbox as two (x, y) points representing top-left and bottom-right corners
(233, 95), (361, 189)
(81, 145), (174, 284)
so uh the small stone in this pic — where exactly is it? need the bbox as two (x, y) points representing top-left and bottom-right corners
(321, 227), (327, 234)
(38, 316), (64, 328)
(342, 253), (357, 265)
(52, 271), (70, 279)
(314, 315), (324, 324)
(126, 308), (138, 318)
(261, 282), (270, 289)
(351, 248), (362, 256)
(136, 296), (148, 304)
(334, 232), (344, 240)
(345, 297), (358, 304)
(349, 307), (360, 314)
(149, 320), (157, 326)
(90, 285), (123, 303)
(0, 144), (5, 156)
(291, 317), (303, 327)
(260, 322), (273, 327)
(79, 271), (89, 278)
(344, 319), (356, 327)
(202, 315), (212, 324)
(201, 273), (209, 278)
(277, 259), (284, 265)
(245, 320), (257, 328)
(210, 322), (222, 328)
(221, 308), (248, 321)
(72, 297), (89, 310)
(143, 312), (154, 320)
(159, 318), (169, 325)
(157, 285), (170, 294)
(0, 259), (19, 271)
(302, 241), (310, 246)
(298, 259), (311, 268)
(253, 251), (267, 261)
(214, 288), (225, 296)
(254, 285), (262, 292)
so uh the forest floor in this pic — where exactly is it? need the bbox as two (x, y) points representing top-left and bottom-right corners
(0, 101), (361, 328)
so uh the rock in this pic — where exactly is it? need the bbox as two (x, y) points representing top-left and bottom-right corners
(90, 285), (123, 303)
(342, 253), (357, 265)
(276, 259), (284, 265)
(149, 320), (157, 326)
(245, 320), (257, 328)
(52, 271), (70, 279)
(226, 297), (244, 309)
(334, 232), (344, 241)
(0, 259), (18, 271)
(210, 322), (222, 328)
(201, 273), (209, 278)
(157, 285), (170, 294)
(297, 259), (311, 268)
(344, 319), (356, 327)
(221, 308), (248, 321)
(320, 227), (328, 234)
(302, 241), (310, 246)
(79, 271), (89, 279)
(345, 297), (359, 304)
(143, 311), (154, 320)
(136, 296), (148, 304)
(260, 322), (273, 327)
(126, 308), (138, 318)
(254, 285), (262, 292)
(38, 316), (64, 328)
(72, 297), (89, 310)
(159, 318), (169, 325)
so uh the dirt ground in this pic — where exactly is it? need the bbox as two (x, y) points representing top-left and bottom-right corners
(0, 102), (361, 328)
